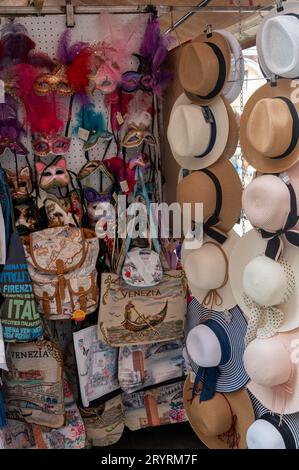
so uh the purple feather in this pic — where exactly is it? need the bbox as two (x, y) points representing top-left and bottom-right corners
(57, 29), (72, 65)
(69, 41), (89, 62)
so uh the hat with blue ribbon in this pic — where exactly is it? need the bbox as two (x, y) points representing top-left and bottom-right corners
(185, 298), (249, 402)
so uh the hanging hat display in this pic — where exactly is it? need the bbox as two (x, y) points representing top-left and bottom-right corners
(183, 374), (255, 449)
(240, 80), (299, 173)
(178, 31), (231, 106)
(176, 159), (242, 244)
(181, 230), (239, 311)
(229, 229), (299, 333)
(244, 330), (299, 415)
(247, 393), (299, 449)
(167, 93), (230, 171)
(185, 298), (249, 400)
(256, 2), (299, 79)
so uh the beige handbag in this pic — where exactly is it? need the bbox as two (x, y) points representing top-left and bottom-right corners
(98, 270), (187, 347)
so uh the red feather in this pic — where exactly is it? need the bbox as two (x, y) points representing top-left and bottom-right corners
(66, 47), (93, 94)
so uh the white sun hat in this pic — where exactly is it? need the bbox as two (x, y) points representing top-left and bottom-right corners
(215, 29), (245, 103)
(182, 230), (240, 311)
(256, 2), (299, 78)
(229, 229), (299, 333)
(167, 93), (229, 171)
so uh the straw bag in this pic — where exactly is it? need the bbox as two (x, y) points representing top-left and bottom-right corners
(122, 378), (187, 431)
(73, 324), (120, 407)
(98, 270), (187, 347)
(118, 339), (186, 393)
(22, 226), (99, 320)
(79, 393), (124, 447)
(2, 338), (65, 428)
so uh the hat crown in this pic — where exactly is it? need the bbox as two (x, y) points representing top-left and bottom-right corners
(242, 175), (290, 232)
(243, 256), (288, 306)
(247, 98), (293, 157)
(167, 104), (211, 158)
(190, 389), (232, 436)
(186, 324), (222, 367)
(262, 16), (299, 77)
(247, 419), (286, 449)
(244, 338), (291, 387)
(184, 243), (227, 290)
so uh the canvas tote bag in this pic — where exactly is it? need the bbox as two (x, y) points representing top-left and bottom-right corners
(98, 270), (187, 347)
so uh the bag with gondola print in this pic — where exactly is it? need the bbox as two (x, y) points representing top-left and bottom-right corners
(98, 271), (187, 347)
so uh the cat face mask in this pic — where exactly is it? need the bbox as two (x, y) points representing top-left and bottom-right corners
(83, 187), (112, 227)
(36, 157), (70, 191)
(5, 167), (33, 201)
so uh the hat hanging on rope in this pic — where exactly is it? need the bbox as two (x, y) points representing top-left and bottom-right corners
(183, 374), (255, 449)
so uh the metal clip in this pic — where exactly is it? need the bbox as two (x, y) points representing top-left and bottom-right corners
(276, 0), (284, 12)
(280, 172), (291, 185)
(204, 24), (213, 39)
(66, 0), (75, 28)
(270, 73), (278, 87)
(202, 106), (214, 124)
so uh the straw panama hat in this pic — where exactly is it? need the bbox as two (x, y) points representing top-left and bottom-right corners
(185, 299), (249, 395)
(183, 374), (255, 449)
(215, 29), (245, 104)
(167, 93), (230, 171)
(181, 230), (240, 311)
(178, 31), (231, 105)
(240, 80), (299, 173)
(229, 229), (299, 332)
(256, 2), (299, 79)
(247, 393), (299, 449)
(244, 330), (299, 415)
(176, 159), (242, 237)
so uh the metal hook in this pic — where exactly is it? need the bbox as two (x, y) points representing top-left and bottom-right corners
(204, 23), (213, 38)
(276, 0), (284, 13)
(270, 73), (278, 87)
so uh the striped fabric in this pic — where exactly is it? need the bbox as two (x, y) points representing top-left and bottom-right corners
(248, 391), (299, 449)
(185, 297), (249, 393)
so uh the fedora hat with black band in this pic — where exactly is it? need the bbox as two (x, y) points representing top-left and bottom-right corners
(178, 31), (231, 106)
(240, 80), (299, 173)
(176, 159), (242, 245)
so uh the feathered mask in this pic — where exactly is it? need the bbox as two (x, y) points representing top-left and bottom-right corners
(121, 91), (156, 148)
(0, 94), (28, 156)
(73, 103), (113, 150)
(121, 18), (173, 96)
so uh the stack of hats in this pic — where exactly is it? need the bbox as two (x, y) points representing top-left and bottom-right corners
(167, 30), (260, 449)
(229, 1), (299, 449)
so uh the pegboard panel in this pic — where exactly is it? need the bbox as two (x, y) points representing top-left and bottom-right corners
(0, 13), (152, 181)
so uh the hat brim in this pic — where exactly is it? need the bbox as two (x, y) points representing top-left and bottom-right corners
(256, 2), (299, 79)
(180, 32), (232, 106)
(183, 375), (255, 449)
(182, 230), (240, 311)
(246, 329), (299, 414)
(215, 30), (245, 104)
(240, 80), (299, 173)
(185, 299), (249, 393)
(168, 93), (229, 171)
(229, 229), (299, 332)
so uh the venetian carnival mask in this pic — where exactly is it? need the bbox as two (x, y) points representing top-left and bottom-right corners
(44, 191), (83, 228)
(33, 133), (71, 157)
(36, 156), (70, 191)
(33, 64), (74, 96)
(5, 166), (33, 201)
(83, 187), (112, 227)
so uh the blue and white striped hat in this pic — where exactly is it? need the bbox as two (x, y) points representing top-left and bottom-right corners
(247, 391), (299, 449)
(185, 297), (249, 400)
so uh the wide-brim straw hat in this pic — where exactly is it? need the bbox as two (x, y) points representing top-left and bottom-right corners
(178, 31), (231, 105)
(229, 228), (299, 332)
(183, 374), (255, 449)
(240, 79), (299, 173)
